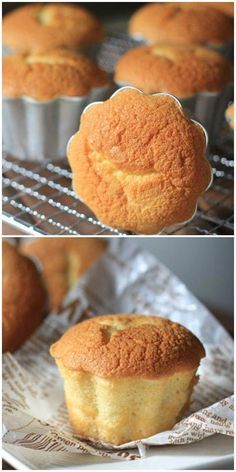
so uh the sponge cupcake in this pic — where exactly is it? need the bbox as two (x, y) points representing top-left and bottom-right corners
(115, 44), (232, 97)
(50, 314), (205, 445)
(129, 3), (233, 47)
(3, 3), (104, 54)
(3, 48), (109, 161)
(68, 88), (212, 234)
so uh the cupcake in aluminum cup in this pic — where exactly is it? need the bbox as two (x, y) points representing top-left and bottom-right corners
(2, 3), (104, 57)
(129, 3), (234, 60)
(2, 48), (110, 161)
(114, 44), (233, 147)
(67, 87), (212, 235)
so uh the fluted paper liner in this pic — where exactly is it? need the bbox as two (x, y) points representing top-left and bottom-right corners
(2, 240), (234, 468)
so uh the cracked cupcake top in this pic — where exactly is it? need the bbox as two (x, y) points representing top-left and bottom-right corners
(3, 49), (108, 100)
(129, 3), (233, 46)
(68, 88), (212, 234)
(115, 44), (232, 97)
(50, 314), (205, 378)
(3, 3), (104, 53)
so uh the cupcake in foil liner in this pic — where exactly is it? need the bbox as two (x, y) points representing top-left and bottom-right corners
(67, 87), (213, 235)
(3, 49), (111, 161)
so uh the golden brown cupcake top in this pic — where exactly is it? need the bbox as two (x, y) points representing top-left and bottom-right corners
(129, 3), (233, 46)
(3, 48), (108, 100)
(50, 314), (205, 378)
(21, 237), (107, 311)
(115, 44), (232, 97)
(3, 241), (48, 353)
(3, 3), (104, 53)
(68, 88), (212, 234)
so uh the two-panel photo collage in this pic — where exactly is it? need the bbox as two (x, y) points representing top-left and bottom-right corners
(2, 1), (234, 470)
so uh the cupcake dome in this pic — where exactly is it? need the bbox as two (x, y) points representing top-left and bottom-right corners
(68, 88), (212, 234)
(115, 44), (232, 97)
(3, 48), (108, 100)
(3, 3), (104, 53)
(50, 314), (205, 445)
(129, 3), (233, 46)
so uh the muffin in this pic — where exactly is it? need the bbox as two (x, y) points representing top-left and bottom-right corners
(3, 241), (48, 353)
(68, 88), (212, 235)
(21, 238), (107, 311)
(50, 314), (205, 445)
(3, 3), (104, 54)
(115, 44), (232, 97)
(3, 48), (109, 160)
(129, 3), (234, 47)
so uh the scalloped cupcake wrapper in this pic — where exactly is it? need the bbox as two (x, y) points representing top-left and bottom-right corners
(2, 84), (111, 161)
(67, 86), (213, 235)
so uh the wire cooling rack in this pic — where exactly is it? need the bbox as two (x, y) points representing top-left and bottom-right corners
(2, 33), (234, 236)
(2, 150), (234, 236)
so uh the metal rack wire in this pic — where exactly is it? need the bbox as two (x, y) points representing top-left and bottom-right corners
(2, 150), (233, 235)
(2, 33), (234, 236)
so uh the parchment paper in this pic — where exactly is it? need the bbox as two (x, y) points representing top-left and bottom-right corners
(2, 239), (234, 469)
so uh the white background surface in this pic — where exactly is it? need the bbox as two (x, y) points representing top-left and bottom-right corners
(136, 238), (233, 326)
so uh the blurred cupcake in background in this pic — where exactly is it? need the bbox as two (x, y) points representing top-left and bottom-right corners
(2, 3), (105, 57)
(2, 48), (109, 161)
(21, 237), (107, 311)
(129, 3), (233, 58)
(115, 44), (232, 97)
(115, 44), (233, 146)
